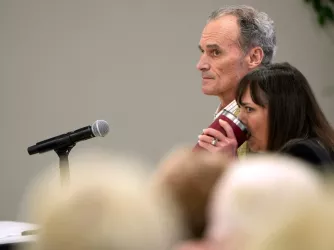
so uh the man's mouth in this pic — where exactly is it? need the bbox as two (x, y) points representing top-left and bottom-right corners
(202, 74), (215, 79)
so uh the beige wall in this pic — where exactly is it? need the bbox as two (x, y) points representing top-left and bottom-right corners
(0, 0), (333, 220)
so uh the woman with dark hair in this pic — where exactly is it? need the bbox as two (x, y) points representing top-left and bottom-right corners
(198, 62), (334, 170)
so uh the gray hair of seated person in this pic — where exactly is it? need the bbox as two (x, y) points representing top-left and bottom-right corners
(206, 154), (330, 250)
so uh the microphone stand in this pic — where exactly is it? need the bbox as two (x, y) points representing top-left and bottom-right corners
(54, 144), (75, 186)
(19, 145), (76, 238)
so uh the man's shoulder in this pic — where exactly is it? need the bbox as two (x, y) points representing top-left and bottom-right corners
(233, 106), (241, 116)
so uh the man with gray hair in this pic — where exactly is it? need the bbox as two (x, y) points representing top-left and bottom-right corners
(197, 5), (276, 156)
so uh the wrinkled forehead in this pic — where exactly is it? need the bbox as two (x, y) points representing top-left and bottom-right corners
(200, 15), (241, 47)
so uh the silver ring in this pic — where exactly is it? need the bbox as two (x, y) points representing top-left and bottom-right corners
(211, 138), (218, 146)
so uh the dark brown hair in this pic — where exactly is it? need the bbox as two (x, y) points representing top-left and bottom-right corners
(236, 62), (334, 151)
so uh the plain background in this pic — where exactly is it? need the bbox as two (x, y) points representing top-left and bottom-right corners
(1, 0), (333, 220)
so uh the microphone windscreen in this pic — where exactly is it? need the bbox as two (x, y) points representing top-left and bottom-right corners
(92, 120), (109, 137)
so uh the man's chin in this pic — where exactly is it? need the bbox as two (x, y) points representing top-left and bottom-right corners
(201, 87), (217, 96)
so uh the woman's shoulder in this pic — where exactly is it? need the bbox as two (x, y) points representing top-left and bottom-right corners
(280, 138), (334, 171)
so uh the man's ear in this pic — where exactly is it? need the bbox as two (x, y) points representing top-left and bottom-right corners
(245, 46), (264, 69)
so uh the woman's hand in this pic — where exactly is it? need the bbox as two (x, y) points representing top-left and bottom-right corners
(198, 119), (238, 158)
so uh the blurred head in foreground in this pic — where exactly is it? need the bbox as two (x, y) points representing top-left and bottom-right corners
(206, 154), (331, 250)
(176, 154), (334, 250)
(151, 147), (230, 239)
(22, 150), (186, 250)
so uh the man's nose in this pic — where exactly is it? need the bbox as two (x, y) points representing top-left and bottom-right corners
(196, 54), (210, 71)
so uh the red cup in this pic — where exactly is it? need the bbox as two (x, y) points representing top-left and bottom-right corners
(193, 110), (248, 151)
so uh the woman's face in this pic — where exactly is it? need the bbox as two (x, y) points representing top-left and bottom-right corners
(238, 87), (268, 152)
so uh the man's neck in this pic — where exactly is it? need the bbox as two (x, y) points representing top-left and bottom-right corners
(217, 94), (235, 112)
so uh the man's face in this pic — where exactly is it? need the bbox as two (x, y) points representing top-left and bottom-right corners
(197, 15), (250, 98)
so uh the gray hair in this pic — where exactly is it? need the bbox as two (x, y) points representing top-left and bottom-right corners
(208, 5), (277, 65)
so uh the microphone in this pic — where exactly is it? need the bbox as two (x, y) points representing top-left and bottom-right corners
(27, 120), (110, 155)
(193, 101), (248, 151)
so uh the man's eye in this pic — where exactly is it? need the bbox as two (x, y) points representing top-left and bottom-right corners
(212, 50), (221, 56)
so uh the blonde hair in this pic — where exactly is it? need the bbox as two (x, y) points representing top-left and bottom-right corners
(23, 150), (185, 250)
